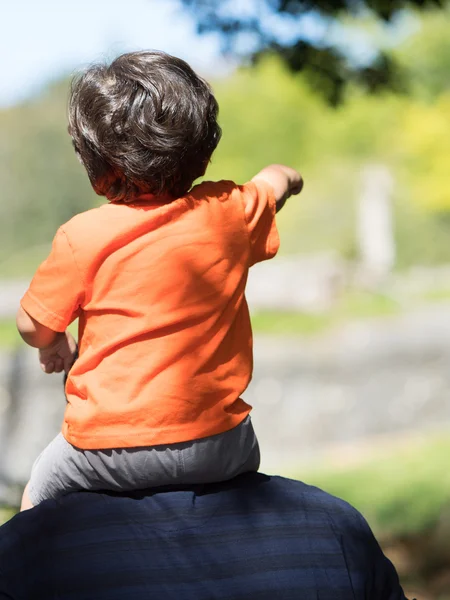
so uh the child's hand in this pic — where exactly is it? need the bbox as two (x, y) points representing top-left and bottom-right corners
(38, 331), (78, 374)
(252, 164), (303, 213)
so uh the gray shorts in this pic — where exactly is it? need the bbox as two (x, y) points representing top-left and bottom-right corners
(28, 416), (260, 505)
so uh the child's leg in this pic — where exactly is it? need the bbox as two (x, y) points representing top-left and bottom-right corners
(25, 417), (259, 507)
(26, 431), (184, 506)
(83, 415), (259, 490)
(26, 433), (108, 507)
(22, 432), (76, 509)
(176, 415), (260, 484)
(20, 483), (33, 511)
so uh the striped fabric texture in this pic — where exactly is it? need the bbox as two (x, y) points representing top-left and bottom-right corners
(0, 473), (407, 599)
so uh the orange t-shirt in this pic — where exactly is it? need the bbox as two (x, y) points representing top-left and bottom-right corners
(21, 180), (279, 449)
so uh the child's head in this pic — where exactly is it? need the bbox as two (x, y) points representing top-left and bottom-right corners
(68, 50), (221, 202)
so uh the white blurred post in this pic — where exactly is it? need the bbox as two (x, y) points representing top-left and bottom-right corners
(357, 164), (395, 284)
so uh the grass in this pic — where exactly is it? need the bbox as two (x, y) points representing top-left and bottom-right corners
(250, 310), (333, 335)
(421, 288), (450, 302)
(301, 435), (450, 537)
(251, 290), (401, 336)
(0, 508), (16, 526)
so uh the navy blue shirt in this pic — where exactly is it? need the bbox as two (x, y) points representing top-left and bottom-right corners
(0, 473), (407, 599)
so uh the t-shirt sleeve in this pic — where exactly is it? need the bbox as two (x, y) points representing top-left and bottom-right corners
(20, 227), (84, 332)
(238, 179), (280, 266)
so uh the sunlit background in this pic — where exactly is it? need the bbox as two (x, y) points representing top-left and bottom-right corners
(1, 1), (450, 597)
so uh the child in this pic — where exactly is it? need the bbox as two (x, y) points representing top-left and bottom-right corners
(17, 50), (303, 510)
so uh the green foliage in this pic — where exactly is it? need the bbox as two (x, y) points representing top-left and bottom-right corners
(303, 435), (450, 536)
(0, 244), (52, 279)
(0, 80), (97, 277)
(0, 320), (21, 349)
(208, 57), (325, 182)
(395, 5), (450, 99)
(180, 0), (445, 103)
(0, 508), (16, 526)
(395, 94), (450, 213)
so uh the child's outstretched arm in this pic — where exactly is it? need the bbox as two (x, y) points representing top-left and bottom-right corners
(252, 164), (303, 213)
(16, 306), (77, 374)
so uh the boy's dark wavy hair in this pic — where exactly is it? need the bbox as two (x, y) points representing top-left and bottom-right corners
(68, 50), (221, 202)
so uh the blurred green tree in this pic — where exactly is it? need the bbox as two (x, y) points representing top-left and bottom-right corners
(394, 4), (450, 98)
(389, 7), (450, 212)
(180, 0), (445, 103)
(0, 80), (96, 276)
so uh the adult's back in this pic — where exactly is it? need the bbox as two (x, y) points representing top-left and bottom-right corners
(0, 472), (407, 599)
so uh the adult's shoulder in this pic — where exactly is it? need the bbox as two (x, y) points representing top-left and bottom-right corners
(280, 475), (370, 529)
(264, 474), (372, 530)
(259, 474), (365, 528)
(267, 474), (384, 547)
(264, 475), (408, 600)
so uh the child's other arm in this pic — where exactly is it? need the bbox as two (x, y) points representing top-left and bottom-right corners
(17, 305), (58, 348)
(16, 306), (77, 374)
(252, 164), (303, 213)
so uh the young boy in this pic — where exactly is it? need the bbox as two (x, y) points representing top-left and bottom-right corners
(17, 50), (303, 509)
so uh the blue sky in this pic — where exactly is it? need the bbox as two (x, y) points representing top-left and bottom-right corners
(0, 0), (226, 107)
